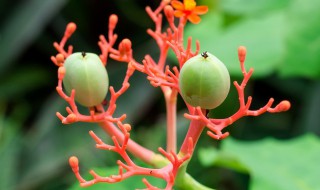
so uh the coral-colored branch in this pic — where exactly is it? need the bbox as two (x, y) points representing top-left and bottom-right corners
(106, 62), (135, 116)
(180, 110), (206, 154)
(54, 63), (127, 124)
(135, 56), (179, 90)
(98, 121), (157, 166)
(53, 57), (159, 168)
(183, 46), (291, 141)
(98, 14), (136, 65)
(132, 3), (187, 157)
(51, 21), (161, 170)
(157, 137), (194, 189)
(142, 178), (163, 190)
(167, 37), (200, 68)
(146, 0), (170, 49)
(165, 89), (178, 153)
(52, 22), (76, 59)
(52, 0), (291, 189)
(69, 124), (164, 187)
(131, 3), (201, 157)
(98, 14), (118, 65)
(142, 2), (199, 86)
(52, 22), (135, 124)
(184, 107), (230, 140)
(109, 38), (134, 63)
(69, 126), (194, 189)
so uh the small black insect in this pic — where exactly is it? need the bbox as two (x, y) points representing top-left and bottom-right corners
(201, 51), (208, 59)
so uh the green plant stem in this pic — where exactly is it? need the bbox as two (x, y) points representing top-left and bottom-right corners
(164, 88), (178, 153)
(175, 162), (215, 190)
(174, 116), (210, 190)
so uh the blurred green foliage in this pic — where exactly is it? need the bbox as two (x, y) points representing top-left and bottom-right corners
(199, 134), (320, 190)
(0, 0), (319, 190)
(187, 0), (320, 78)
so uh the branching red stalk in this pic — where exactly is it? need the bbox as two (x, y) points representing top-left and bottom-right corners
(51, 0), (290, 189)
(164, 89), (178, 153)
(182, 46), (291, 142)
(52, 15), (158, 165)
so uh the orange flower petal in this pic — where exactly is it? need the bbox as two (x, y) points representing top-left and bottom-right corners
(174, 10), (184, 18)
(184, 0), (196, 10)
(171, 1), (184, 10)
(188, 13), (201, 24)
(193, 6), (208, 15)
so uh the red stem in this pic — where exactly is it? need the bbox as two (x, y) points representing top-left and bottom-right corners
(179, 113), (205, 155)
(99, 121), (156, 165)
(164, 89), (178, 153)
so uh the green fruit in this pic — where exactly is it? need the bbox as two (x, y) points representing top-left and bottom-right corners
(179, 52), (230, 109)
(63, 52), (109, 107)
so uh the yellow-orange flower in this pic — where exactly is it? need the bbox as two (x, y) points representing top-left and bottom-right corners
(171, 0), (208, 24)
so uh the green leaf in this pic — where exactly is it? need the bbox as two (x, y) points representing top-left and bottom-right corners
(200, 134), (320, 190)
(198, 148), (249, 174)
(279, 0), (320, 78)
(221, 0), (291, 15)
(185, 0), (320, 78)
(185, 11), (287, 77)
(69, 166), (166, 190)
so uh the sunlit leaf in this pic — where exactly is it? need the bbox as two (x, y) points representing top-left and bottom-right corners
(184, 11), (286, 77)
(221, 0), (291, 15)
(279, 0), (320, 78)
(199, 134), (320, 190)
(199, 148), (249, 173)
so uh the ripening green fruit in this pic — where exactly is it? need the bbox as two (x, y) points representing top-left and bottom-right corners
(63, 52), (109, 107)
(179, 52), (230, 109)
